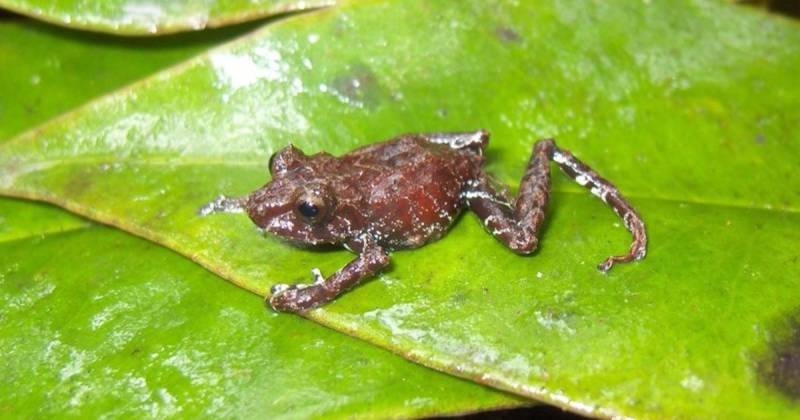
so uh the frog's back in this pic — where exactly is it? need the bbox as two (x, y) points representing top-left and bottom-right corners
(340, 134), (484, 249)
(348, 133), (485, 163)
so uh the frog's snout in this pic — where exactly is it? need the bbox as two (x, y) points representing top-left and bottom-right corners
(244, 186), (289, 230)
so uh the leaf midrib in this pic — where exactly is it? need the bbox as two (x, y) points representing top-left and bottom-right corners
(3, 155), (798, 215)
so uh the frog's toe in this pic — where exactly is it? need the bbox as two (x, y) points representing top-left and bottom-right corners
(270, 283), (291, 295)
(310, 268), (325, 284)
(267, 283), (319, 312)
(268, 284), (299, 312)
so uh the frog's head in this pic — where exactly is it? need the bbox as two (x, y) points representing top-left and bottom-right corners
(245, 145), (341, 246)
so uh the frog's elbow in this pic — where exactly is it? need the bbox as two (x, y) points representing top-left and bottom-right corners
(507, 236), (539, 255)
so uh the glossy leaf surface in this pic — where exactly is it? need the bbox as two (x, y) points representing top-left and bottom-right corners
(0, 16), (241, 240)
(0, 0), (332, 35)
(0, 19), (522, 417)
(0, 18), (258, 140)
(0, 222), (521, 418)
(2, 0), (800, 417)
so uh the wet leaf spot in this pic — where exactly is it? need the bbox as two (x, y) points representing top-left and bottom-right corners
(760, 319), (800, 400)
(495, 26), (522, 43)
(325, 63), (382, 110)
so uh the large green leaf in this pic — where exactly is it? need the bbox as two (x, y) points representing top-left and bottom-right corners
(0, 16), (238, 243)
(0, 0), (331, 35)
(0, 217), (522, 418)
(0, 17), (523, 417)
(0, 18), (259, 140)
(2, 0), (799, 417)
(0, 16), (242, 243)
(0, 197), (86, 241)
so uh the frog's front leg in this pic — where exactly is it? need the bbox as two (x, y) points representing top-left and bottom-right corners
(465, 139), (647, 272)
(197, 194), (247, 216)
(268, 241), (390, 312)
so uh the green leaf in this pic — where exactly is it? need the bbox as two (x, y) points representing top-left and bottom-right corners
(2, 0), (800, 417)
(0, 17), (523, 417)
(0, 16), (247, 241)
(0, 19), (262, 141)
(0, 222), (522, 418)
(0, 0), (331, 35)
(0, 198), (86, 242)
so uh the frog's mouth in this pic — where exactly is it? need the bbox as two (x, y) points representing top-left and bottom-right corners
(251, 210), (342, 249)
(280, 237), (341, 250)
(246, 205), (325, 246)
(247, 205), (294, 236)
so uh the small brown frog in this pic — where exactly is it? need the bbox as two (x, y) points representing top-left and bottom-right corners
(200, 131), (646, 312)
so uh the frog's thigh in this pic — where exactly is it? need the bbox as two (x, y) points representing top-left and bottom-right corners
(465, 139), (554, 254)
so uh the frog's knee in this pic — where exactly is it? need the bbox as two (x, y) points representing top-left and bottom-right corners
(533, 138), (555, 155)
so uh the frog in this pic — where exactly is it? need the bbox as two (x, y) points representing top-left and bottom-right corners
(200, 130), (647, 313)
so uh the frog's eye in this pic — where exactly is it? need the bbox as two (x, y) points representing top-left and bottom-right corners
(294, 193), (330, 225)
(298, 201), (319, 219)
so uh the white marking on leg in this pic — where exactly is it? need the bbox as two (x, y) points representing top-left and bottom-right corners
(623, 213), (634, 230)
(554, 150), (593, 186)
(462, 190), (513, 208)
(590, 186), (608, 203)
(635, 247), (647, 259)
(492, 227), (511, 236)
(553, 151), (568, 165)
(311, 268), (325, 284)
(427, 131), (485, 149)
(270, 283), (290, 295)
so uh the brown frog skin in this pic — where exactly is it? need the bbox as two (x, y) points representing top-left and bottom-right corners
(200, 130), (647, 313)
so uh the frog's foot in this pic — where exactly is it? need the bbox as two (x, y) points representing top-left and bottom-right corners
(310, 268), (326, 285)
(597, 234), (648, 272)
(267, 268), (327, 312)
(269, 245), (390, 313)
(197, 195), (246, 216)
(268, 282), (323, 312)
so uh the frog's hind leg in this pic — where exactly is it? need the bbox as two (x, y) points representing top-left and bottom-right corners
(550, 143), (647, 271)
(465, 138), (646, 272)
(464, 139), (551, 255)
(423, 130), (489, 155)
